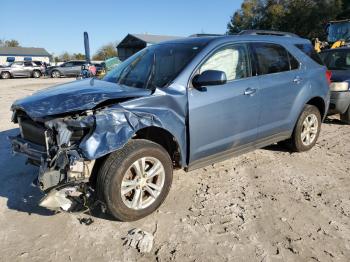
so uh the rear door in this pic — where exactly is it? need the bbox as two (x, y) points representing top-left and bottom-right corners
(60, 62), (74, 76)
(188, 43), (260, 166)
(24, 61), (34, 77)
(250, 42), (303, 140)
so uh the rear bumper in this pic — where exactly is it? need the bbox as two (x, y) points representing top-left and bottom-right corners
(328, 91), (350, 115)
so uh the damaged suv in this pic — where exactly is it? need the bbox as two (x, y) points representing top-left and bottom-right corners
(10, 35), (330, 221)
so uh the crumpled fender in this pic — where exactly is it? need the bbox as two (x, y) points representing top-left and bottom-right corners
(79, 104), (186, 166)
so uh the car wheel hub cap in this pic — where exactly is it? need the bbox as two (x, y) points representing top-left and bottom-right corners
(301, 114), (318, 146)
(121, 157), (165, 210)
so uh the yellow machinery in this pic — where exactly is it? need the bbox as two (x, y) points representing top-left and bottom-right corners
(315, 19), (350, 52)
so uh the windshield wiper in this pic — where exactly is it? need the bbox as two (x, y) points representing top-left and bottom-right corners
(146, 52), (157, 92)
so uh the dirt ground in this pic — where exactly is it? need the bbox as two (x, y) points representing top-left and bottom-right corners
(0, 78), (349, 262)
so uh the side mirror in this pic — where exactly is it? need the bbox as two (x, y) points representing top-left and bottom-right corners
(192, 70), (227, 89)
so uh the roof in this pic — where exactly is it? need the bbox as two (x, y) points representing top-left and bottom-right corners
(129, 34), (182, 44)
(0, 47), (51, 57)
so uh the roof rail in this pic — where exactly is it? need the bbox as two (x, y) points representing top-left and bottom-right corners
(189, 33), (223, 37)
(238, 30), (300, 38)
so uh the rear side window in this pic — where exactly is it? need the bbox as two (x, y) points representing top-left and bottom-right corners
(251, 43), (290, 75)
(295, 44), (324, 65)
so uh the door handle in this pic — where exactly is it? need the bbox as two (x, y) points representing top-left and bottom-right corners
(293, 76), (302, 84)
(244, 88), (256, 96)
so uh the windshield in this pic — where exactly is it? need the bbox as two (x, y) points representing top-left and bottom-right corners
(321, 50), (350, 70)
(327, 22), (350, 43)
(103, 43), (205, 89)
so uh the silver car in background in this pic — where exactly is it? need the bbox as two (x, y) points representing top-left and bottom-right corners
(0, 61), (44, 79)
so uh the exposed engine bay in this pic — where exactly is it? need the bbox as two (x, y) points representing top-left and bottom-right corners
(10, 110), (97, 211)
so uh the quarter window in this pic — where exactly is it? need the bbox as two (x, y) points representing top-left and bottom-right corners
(199, 44), (250, 81)
(251, 43), (290, 75)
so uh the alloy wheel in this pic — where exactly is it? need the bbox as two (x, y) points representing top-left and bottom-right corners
(121, 157), (165, 210)
(301, 113), (318, 146)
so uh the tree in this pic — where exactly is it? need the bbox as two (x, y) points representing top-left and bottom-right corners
(92, 43), (118, 61)
(72, 53), (85, 60)
(58, 52), (71, 62)
(227, 0), (343, 40)
(0, 39), (20, 47)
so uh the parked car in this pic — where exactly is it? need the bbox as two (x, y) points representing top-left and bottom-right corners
(47, 60), (86, 78)
(0, 61), (44, 79)
(320, 47), (350, 123)
(10, 34), (330, 221)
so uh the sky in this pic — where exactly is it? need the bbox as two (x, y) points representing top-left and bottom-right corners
(2, 0), (243, 56)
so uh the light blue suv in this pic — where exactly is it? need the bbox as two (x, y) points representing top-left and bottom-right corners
(10, 33), (330, 221)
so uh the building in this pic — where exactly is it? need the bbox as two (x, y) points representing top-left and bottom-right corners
(117, 34), (182, 61)
(0, 47), (51, 65)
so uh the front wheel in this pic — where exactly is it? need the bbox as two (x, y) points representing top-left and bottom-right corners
(291, 105), (321, 152)
(51, 70), (60, 78)
(97, 140), (173, 221)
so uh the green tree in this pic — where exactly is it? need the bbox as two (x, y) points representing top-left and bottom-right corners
(227, 0), (343, 40)
(58, 52), (71, 61)
(0, 39), (20, 47)
(92, 43), (118, 60)
(72, 53), (85, 60)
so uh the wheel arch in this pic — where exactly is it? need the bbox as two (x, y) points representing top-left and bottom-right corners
(134, 126), (182, 169)
(306, 96), (326, 119)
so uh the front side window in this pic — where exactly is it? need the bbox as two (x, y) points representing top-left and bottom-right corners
(103, 43), (206, 89)
(251, 43), (290, 75)
(199, 44), (250, 81)
(322, 50), (350, 70)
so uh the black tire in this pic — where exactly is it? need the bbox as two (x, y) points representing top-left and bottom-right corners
(1, 71), (11, 79)
(340, 106), (350, 124)
(32, 70), (41, 78)
(51, 70), (60, 78)
(97, 139), (173, 221)
(291, 104), (321, 152)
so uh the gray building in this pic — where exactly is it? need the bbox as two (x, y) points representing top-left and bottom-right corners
(117, 34), (182, 61)
(0, 47), (51, 65)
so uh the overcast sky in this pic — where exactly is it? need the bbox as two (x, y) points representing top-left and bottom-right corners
(2, 0), (243, 55)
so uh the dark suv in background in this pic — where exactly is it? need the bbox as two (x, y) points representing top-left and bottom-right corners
(320, 47), (350, 123)
(47, 60), (86, 78)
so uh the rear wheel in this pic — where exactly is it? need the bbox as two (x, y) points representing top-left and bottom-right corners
(32, 70), (41, 78)
(1, 71), (11, 79)
(291, 105), (321, 152)
(97, 140), (173, 221)
(340, 106), (350, 124)
(51, 70), (60, 78)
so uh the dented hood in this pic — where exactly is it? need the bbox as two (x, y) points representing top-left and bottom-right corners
(11, 78), (152, 118)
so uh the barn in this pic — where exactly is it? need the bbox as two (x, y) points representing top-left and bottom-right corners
(0, 47), (51, 65)
(117, 34), (182, 61)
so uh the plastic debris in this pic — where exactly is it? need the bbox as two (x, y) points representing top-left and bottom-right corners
(123, 228), (154, 253)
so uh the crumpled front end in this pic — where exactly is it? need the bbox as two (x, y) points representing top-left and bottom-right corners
(10, 110), (97, 211)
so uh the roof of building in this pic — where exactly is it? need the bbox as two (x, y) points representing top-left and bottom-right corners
(117, 34), (183, 48)
(0, 47), (51, 57)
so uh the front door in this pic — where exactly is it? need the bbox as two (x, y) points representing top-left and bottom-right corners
(188, 43), (260, 167)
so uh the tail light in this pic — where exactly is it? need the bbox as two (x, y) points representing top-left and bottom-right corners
(325, 70), (332, 86)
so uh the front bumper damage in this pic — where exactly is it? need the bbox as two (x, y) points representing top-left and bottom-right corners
(9, 112), (96, 211)
(10, 101), (186, 213)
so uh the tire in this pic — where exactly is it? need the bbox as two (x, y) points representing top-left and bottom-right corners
(97, 139), (173, 221)
(291, 105), (321, 152)
(51, 70), (60, 78)
(340, 105), (350, 124)
(32, 70), (41, 78)
(1, 71), (11, 79)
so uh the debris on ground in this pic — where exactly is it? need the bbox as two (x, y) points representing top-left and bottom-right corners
(78, 217), (94, 226)
(123, 228), (154, 253)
